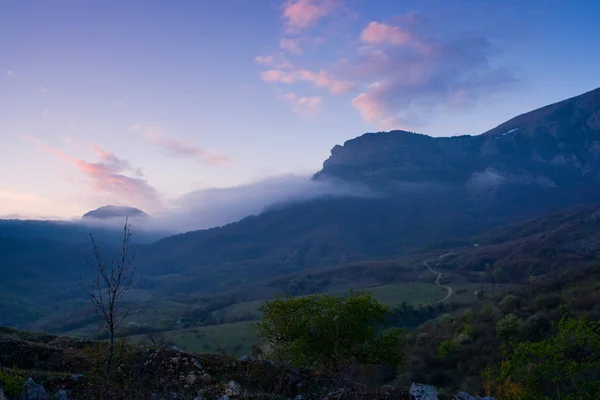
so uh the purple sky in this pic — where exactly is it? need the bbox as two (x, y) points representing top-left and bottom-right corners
(2, 0), (600, 219)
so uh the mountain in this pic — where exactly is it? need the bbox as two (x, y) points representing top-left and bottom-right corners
(2, 87), (600, 330)
(134, 87), (600, 292)
(82, 205), (149, 220)
(315, 88), (600, 192)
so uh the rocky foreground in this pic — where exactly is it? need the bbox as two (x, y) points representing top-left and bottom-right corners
(0, 327), (494, 400)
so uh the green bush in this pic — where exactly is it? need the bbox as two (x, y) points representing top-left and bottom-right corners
(0, 371), (26, 398)
(437, 339), (459, 359)
(256, 291), (405, 370)
(496, 313), (520, 341)
(487, 317), (600, 399)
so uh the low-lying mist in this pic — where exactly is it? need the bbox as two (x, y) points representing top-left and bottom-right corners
(153, 174), (375, 234)
(71, 174), (375, 236)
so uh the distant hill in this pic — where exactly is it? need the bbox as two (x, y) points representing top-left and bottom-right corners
(82, 205), (149, 220)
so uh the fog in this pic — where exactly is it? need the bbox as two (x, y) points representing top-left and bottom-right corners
(70, 174), (374, 235)
(153, 174), (375, 233)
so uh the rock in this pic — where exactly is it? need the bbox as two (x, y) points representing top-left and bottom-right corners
(225, 381), (242, 397)
(200, 373), (211, 382)
(192, 358), (203, 369)
(409, 383), (438, 400)
(295, 395), (304, 400)
(454, 392), (495, 400)
(70, 374), (84, 382)
(239, 354), (255, 362)
(185, 373), (197, 385)
(53, 389), (70, 400)
(220, 396), (231, 400)
(0, 389), (7, 400)
(19, 378), (48, 400)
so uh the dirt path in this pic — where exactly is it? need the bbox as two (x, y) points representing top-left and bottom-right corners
(423, 253), (454, 305)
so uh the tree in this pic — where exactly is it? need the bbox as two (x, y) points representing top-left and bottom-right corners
(486, 317), (600, 399)
(256, 291), (405, 371)
(496, 313), (520, 341)
(499, 294), (520, 314)
(81, 219), (137, 396)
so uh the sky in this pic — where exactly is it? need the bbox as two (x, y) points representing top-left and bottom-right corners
(1, 0), (600, 220)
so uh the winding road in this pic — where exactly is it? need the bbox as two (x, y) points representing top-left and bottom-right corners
(423, 253), (454, 305)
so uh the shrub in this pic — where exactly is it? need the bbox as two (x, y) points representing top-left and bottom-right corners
(256, 291), (405, 370)
(496, 313), (520, 341)
(0, 371), (26, 398)
(499, 295), (520, 314)
(437, 339), (459, 359)
(486, 317), (600, 399)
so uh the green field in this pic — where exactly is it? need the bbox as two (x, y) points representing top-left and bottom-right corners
(366, 282), (447, 306)
(211, 300), (263, 320)
(126, 278), (514, 357)
(145, 321), (257, 356)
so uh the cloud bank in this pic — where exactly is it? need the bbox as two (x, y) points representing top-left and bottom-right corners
(153, 174), (374, 233)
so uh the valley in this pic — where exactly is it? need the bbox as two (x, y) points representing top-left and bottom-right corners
(2, 87), (600, 398)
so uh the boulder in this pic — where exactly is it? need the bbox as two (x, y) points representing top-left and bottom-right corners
(53, 389), (70, 400)
(192, 358), (203, 370)
(409, 383), (438, 400)
(225, 381), (242, 397)
(19, 378), (48, 400)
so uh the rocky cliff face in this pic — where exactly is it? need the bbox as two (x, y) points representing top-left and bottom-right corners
(315, 88), (600, 194)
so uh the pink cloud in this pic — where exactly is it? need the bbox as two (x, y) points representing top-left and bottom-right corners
(360, 22), (413, 46)
(298, 69), (354, 94)
(294, 96), (322, 114)
(255, 55), (277, 65)
(261, 67), (354, 94)
(261, 69), (296, 84)
(23, 136), (162, 211)
(351, 84), (386, 122)
(284, 92), (322, 115)
(282, 0), (338, 32)
(279, 38), (303, 54)
(347, 23), (515, 129)
(133, 125), (231, 166)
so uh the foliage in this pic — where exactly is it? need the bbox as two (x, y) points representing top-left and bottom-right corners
(499, 294), (520, 314)
(437, 340), (459, 359)
(496, 313), (520, 341)
(486, 316), (600, 399)
(256, 291), (405, 370)
(0, 370), (26, 398)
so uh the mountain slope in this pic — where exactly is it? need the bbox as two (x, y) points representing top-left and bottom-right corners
(134, 87), (600, 294)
